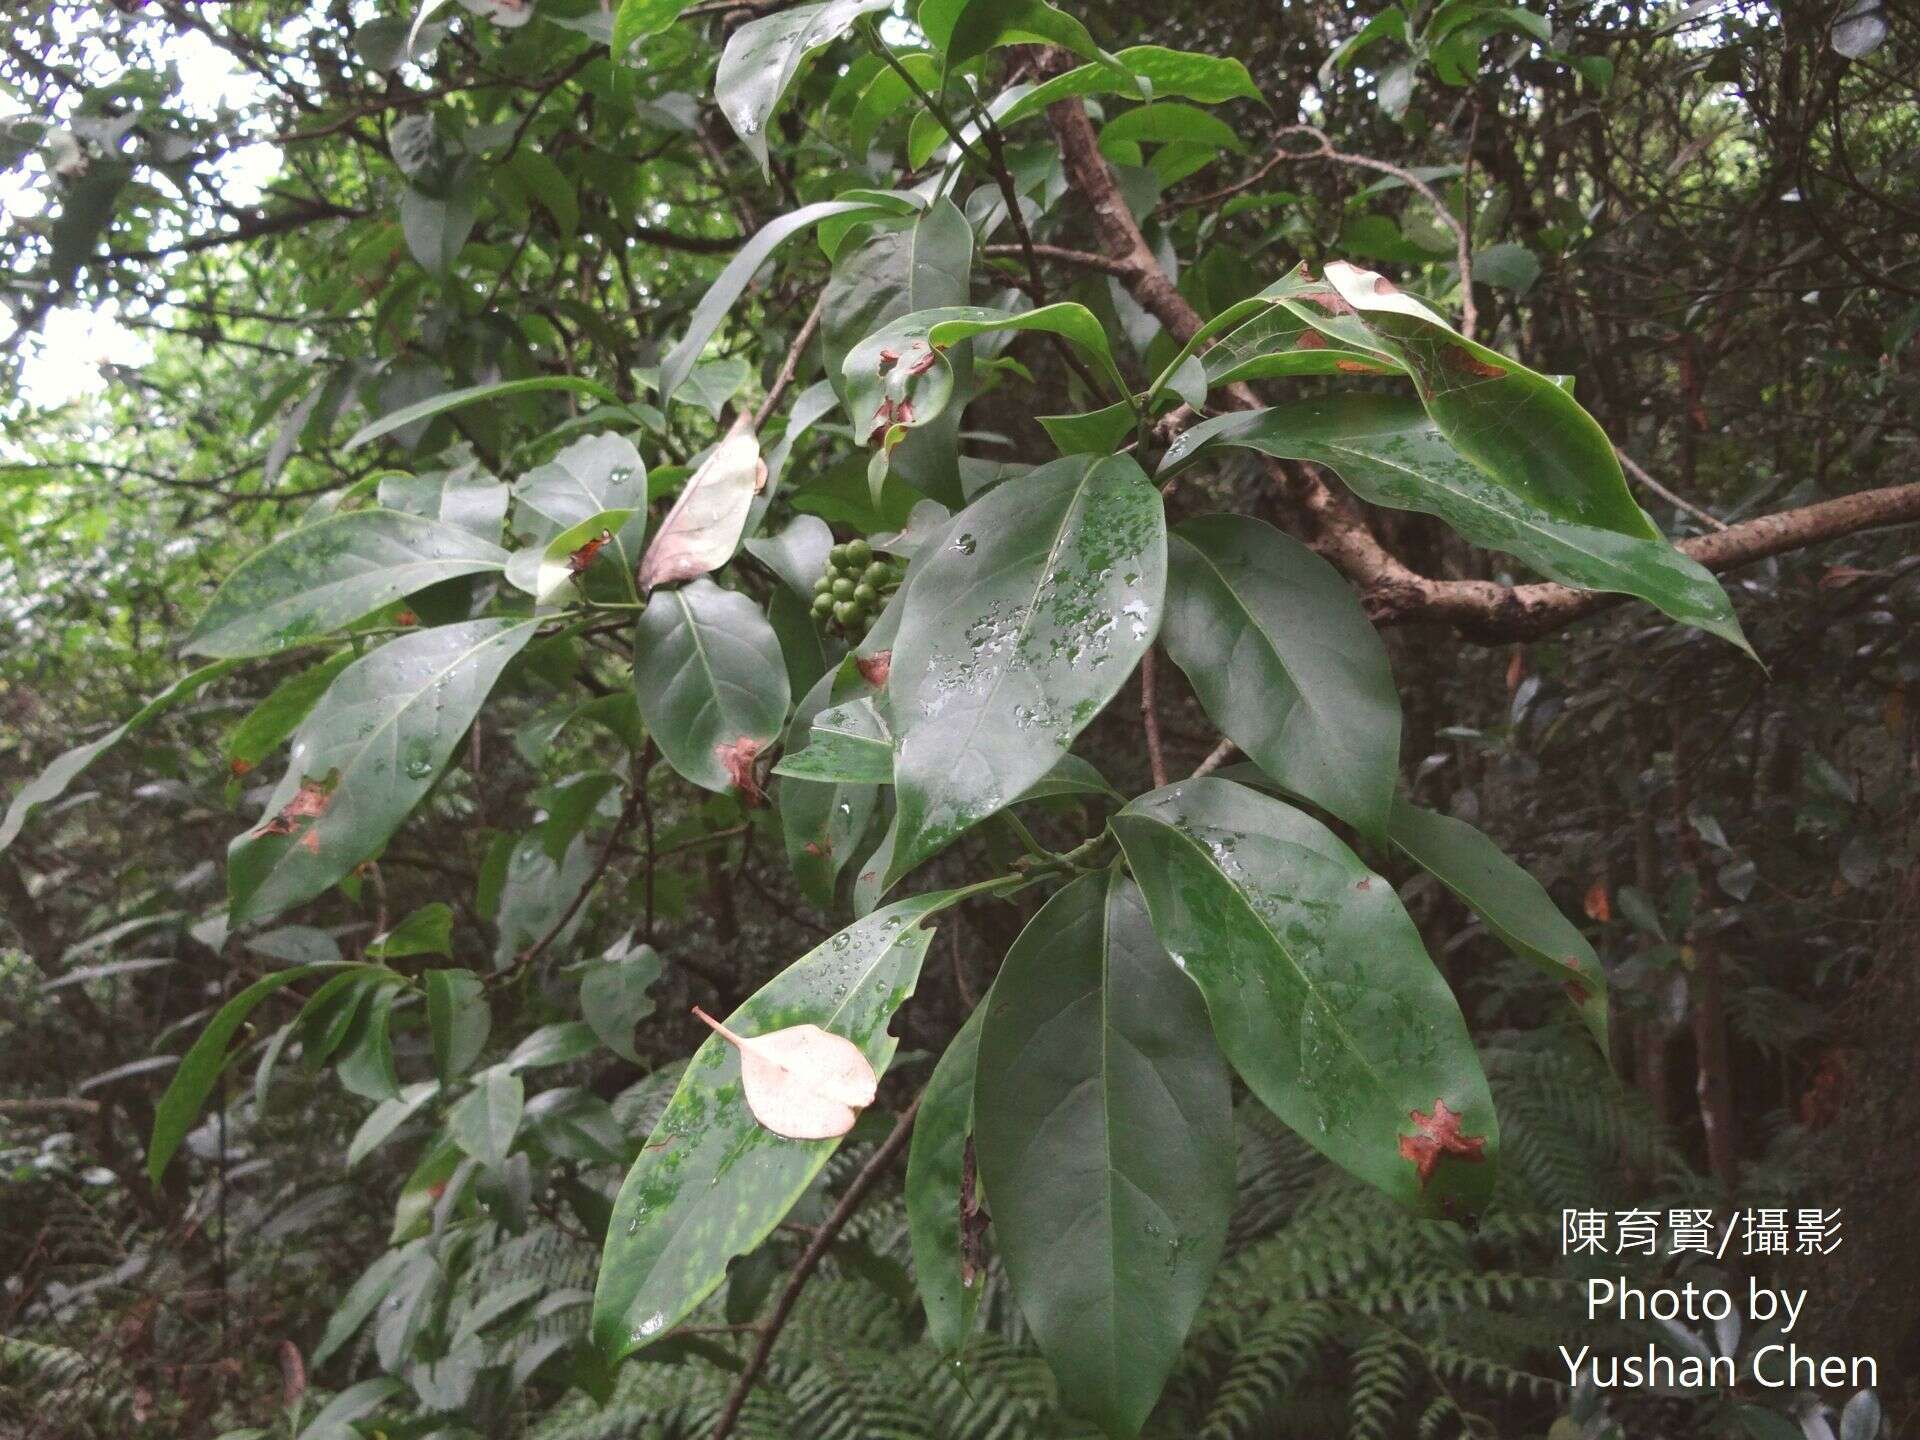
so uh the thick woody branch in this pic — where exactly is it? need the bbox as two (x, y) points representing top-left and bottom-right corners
(1043, 91), (1920, 645)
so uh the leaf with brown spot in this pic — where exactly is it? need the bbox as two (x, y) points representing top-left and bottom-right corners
(690, 1005), (878, 1140)
(566, 528), (615, 576)
(1397, 1099), (1487, 1185)
(254, 769), (339, 837)
(856, 650), (891, 688)
(1293, 329), (1328, 350)
(1444, 345), (1509, 379)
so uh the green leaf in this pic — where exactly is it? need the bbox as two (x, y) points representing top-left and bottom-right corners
(504, 1019), (601, 1071)
(513, 433), (648, 535)
(904, 1003), (986, 1357)
(1112, 778), (1498, 1216)
(228, 618), (540, 924)
(884, 454), (1166, 884)
(659, 198), (907, 405)
(779, 660), (884, 908)
(1307, 261), (1659, 539)
(1162, 395), (1749, 651)
(845, 305), (1129, 458)
(343, 378), (618, 452)
(974, 870), (1232, 1437)
(149, 962), (350, 1182)
(592, 892), (950, 1358)
(224, 653), (353, 776)
(335, 982), (403, 1101)
(184, 510), (510, 659)
(1386, 798), (1607, 1049)
(611, 0), (688, 55)
(2, 659), (240, 856)
(368, 902), (455, 960)
(743, 513), (834, 597)
(771, 698), (893, 784)
(1162, 515), (1400, 837)
(533, 508), (639, 602)
(714, 0), (895, 173)
(348, 1080), (439, 1171)
(580, 941), (663, 1064)
(449, 1068), (524, 1168)
(426, 970), (491, 1085)
(1099, 101), (1245, 155)
(920, 0), (1108, 70)
(996, 45), (1261, 129)
(1038, 401), (1138, 457)
(631, 579), (791, 794)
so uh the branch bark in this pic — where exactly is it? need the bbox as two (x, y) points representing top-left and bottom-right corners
(1041, 89), (1920, 645)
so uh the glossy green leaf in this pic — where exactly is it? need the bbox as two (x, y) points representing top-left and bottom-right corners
(996, 45), (1261, 129)
(426, 970), (490, 1085)
(349, 1080), (439, 1171)
(920, 0), (1107, 69)
(1100, 101), (1246, 155)
(228, 618), (540, 924)
(658, 198), (907, 405)
(714, 0), (894, 173)
(904, 1003), (986, 1357)
(1161, 395), (1749, 650)
(449, 1068), (524, 1168)
(580, 940), (663, 1064)
(368, 902), (454, 960)
(592, 892), (950, 1358)
(975, 870), (1232, 1437)
(2, 659), (240, 856)
(1387, 798), (1607, 1048)
(1162, 515), (1400, 837)
(1038, 401), (1138, 457)
(335, 982), (403, 1101)
(512, 433), (648, 536)
(184, 510), (509, 658)
(611, 0), (688, 55)
(342, 377), (618, 452)
(631, 579), (790, 794)
(149, 962), (348, 1182)
(1112, 778), (1498, 1217)
(743, 514), (834, 598)
(884, 454), (1166, 884)
(378, 462), (510, 543)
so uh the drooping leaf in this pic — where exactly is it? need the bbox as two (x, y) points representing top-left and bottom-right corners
(1386, 798), (1608, 1048)
(184, 510), (510, 659)
(657, 196), (913, 407)
(426, 970), (491, 1085)
(579, 940), (662, 1064)
(771, 697), (893, 784)
(227, 619), (540, 924)
(883, 453), (1166, 884)
(448, 1068), (524, 1168)
(691, 1006), (879, 1139)
(631, 579), (790, 795)
(342, 377), (619, 452)
(1161, 395), (1749, 651)
(637, 419), (764, 590)
(335, 982), (404, 1101)
(904, 1003), (986, 1357)
(1162, 515), (1400, 837)
(149, 962), (353, 1182)
(713, 0), (896, 174)
(974, 870), (1233, 1438)
(591, 892), (949, 1358)
(920, 0), (1108, 70)
(2, 659), (240, 856)
(1112, 777), (1497, 1216)
(995, 45), (1262, 129)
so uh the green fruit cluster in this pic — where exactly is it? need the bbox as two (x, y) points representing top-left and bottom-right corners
(811, 538), (902, 640)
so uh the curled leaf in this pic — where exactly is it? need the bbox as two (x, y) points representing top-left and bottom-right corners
(690, 1006), (876, 1140)
(637, 418), (766, 590)
(714, 735), (767, 806)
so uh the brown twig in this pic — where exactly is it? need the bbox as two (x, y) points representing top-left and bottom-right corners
(752, 293), (827, 430)
(1140, 648), (1170, 788)
(709, 1092), (925, 1440)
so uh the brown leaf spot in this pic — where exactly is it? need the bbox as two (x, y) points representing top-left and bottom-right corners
(905, 345), (940, 378)
(803, 840), (829, 857)
(1371, 274), (1399, 295)
(299, 830), (322, 854)
(1444, 345), (1508, 379)
(1295, 288), (1356, 316)
(394, 609), (419, 627)
(1397, 1099), (1487, 1185)
(878, 347), (901, 372)
(1562, 975), (1593, 1006)
(867, 399), (896, 448)
(1583, 880), (1611, 922)
(714, 736), (766, 806)
(255, 770), (338, 839)
(566, 528), (614, 576)
(1334, 360), (1379, 374)
(229, 758), (253, 777)
(1293, 330), (1329, 351)
(856, 650), (891, 688)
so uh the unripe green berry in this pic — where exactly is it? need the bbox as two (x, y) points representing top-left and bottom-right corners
(811, 594), (833, 617)
(832, 600), (857, 625)
(829, 544), (850, 567)
(832, 577), (855, 599)
(814, 573), (833, 594)
(853, 583), (877, 605)
(847, 538), (872, 565)
(861, 561), (889, 586)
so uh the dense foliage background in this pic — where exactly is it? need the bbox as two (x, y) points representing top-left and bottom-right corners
(1, 1), (1915, 1437)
